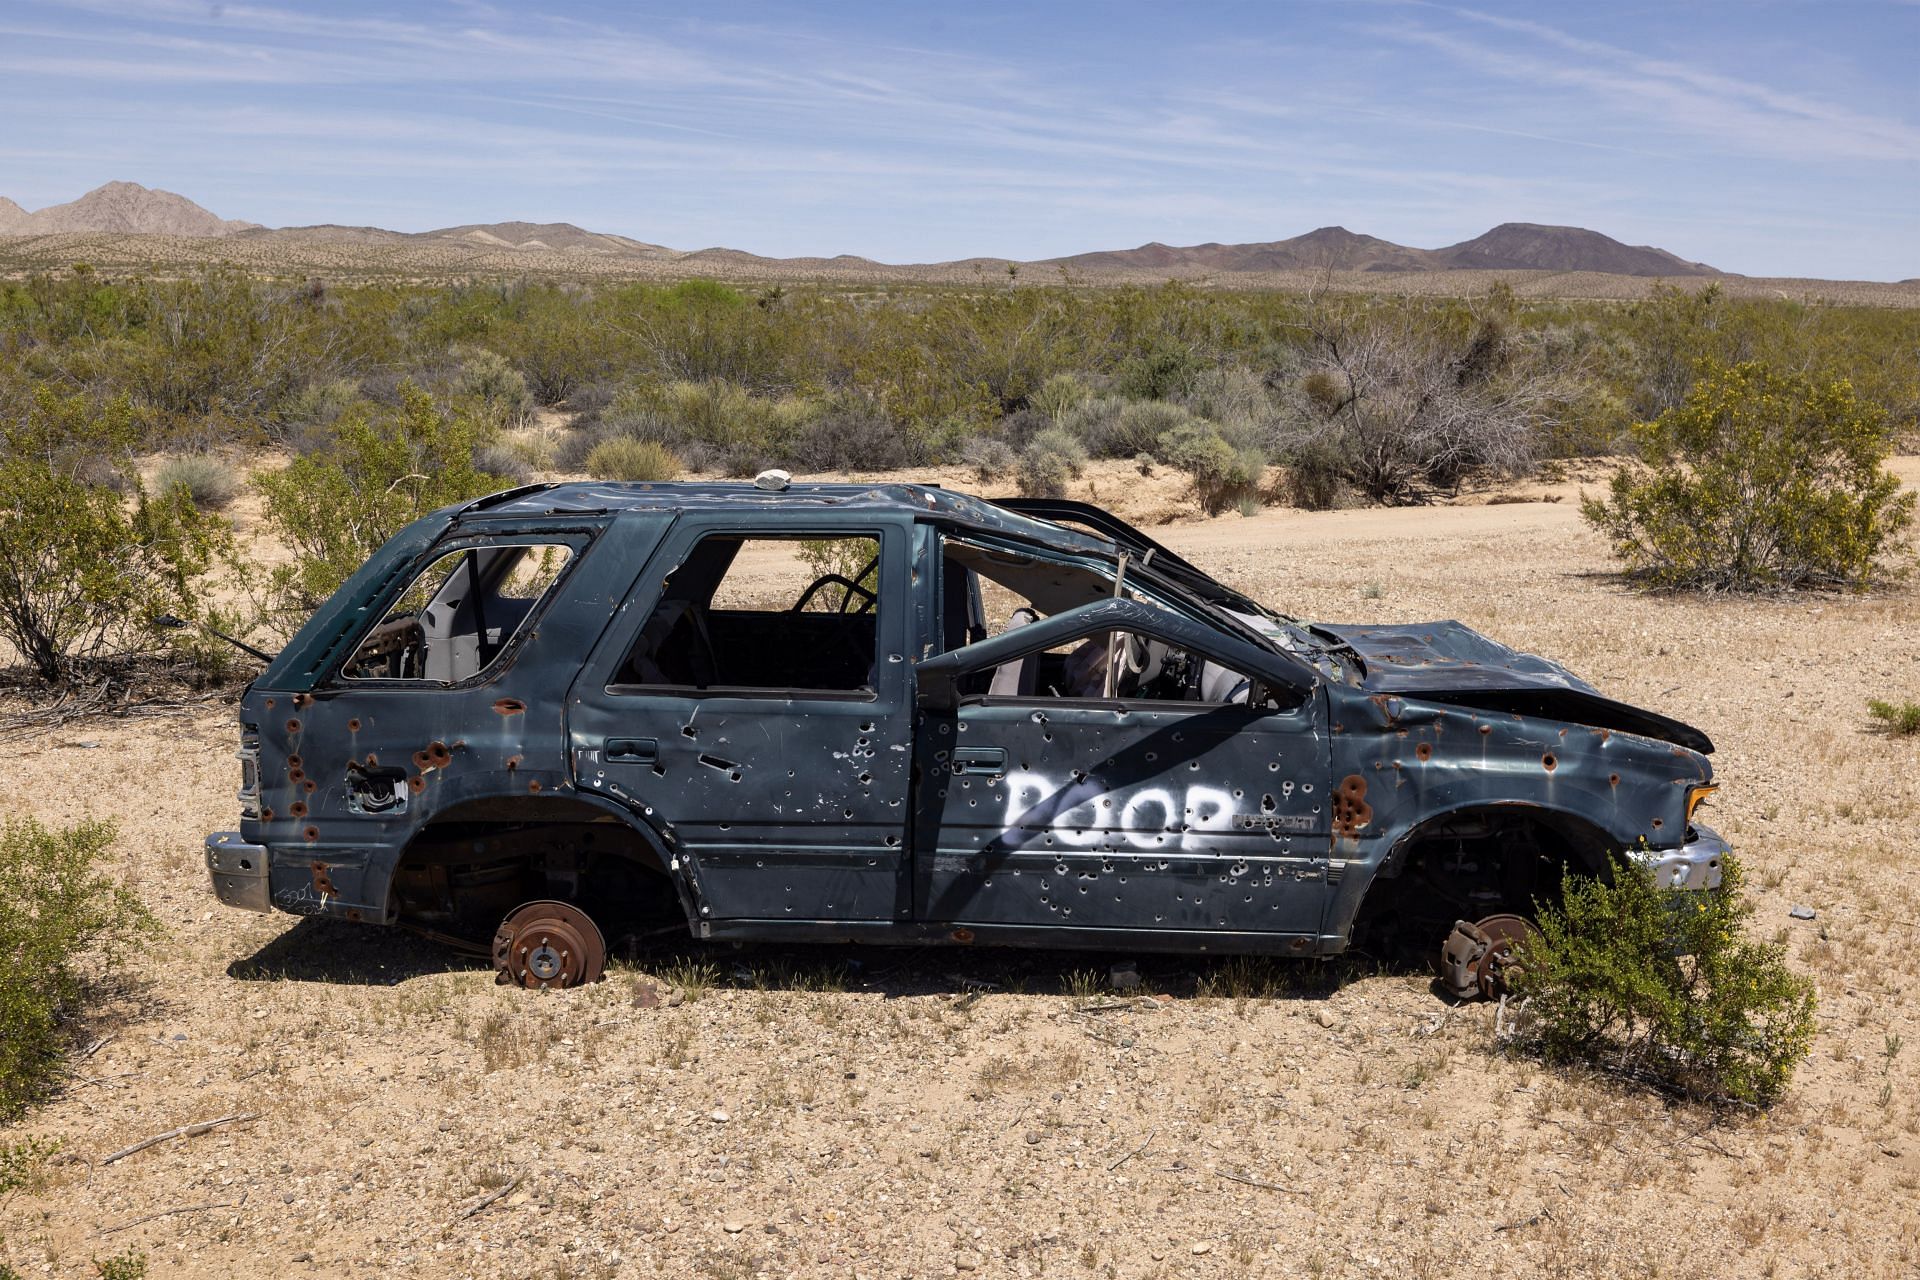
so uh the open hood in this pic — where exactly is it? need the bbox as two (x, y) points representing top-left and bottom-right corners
(1312, 619), (1713, 754)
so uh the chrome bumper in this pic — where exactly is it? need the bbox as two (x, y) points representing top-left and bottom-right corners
(1628, 823), (1727, 892)
(205, 832), (272, 913)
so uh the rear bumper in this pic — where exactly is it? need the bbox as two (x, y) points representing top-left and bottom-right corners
(1628, 823), (1727, 892)
(205, 832), (273, 913)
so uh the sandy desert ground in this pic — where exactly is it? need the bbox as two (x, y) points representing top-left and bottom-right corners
(2, 461), (1918, 1279)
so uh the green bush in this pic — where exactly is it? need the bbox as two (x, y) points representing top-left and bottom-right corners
(152, 453), (238, 511)
(1015, 428), (1088, 498)
(1064, 397), (1197, 460)
(454, 347), (534, 429)
(1281, 432), (1351, 511)
(1156, 420), (1264, 516)
(0, 390), (229, 682)
(1583, 360), (1915, 591)
(583, 437), (682, 482)
(1032, 372), (1093, 422)
(1511, 855), (1816, 1106)
(274, 378), (360, 452)
(0, 818), (154, 1121)
(254, 384), (506, 624)
(1867, 698), (1920, 736)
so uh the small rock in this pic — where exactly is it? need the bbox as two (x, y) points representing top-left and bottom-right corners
(1192, 1242), (1213, 1255)
(710, 1109), (730, 1123)
(631, 982), (661, 1009)
(291, 1253), (312, 1263)
(722, 1221), (746, 1234)
(666, 987), (686, 1007)
(1110, 961), (1141, 991)
(955, 1251), (983, 1271)
(1024, 1131), (1043, 1145)
(1315, 1008), (1338, 1029)
(1789, 905), (1817, 921)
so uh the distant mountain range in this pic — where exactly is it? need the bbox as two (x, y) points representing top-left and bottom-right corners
(0, 180), (1724, 278)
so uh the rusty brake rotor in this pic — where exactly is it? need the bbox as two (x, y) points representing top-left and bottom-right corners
(1439, 913), (1537, 1001)
(492, 899), (607, 990)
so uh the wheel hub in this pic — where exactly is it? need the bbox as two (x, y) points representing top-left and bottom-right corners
(492, 899), (607, 990)
(1439, 913), (1536, 1001)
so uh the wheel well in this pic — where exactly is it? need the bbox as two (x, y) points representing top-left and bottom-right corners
(1351, 807), (1615, 958)
(388, 797), (683, 942)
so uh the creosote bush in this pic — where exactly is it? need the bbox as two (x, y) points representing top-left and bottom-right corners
(0, 818), (155, 1121)
(0, 390), (229, 682)
(1511, 855), (1816, 1106)
(253, 384), (506, 626)
(1583, 360), (1915, 592)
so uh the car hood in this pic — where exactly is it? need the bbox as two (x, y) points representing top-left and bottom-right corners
(1308, 619), (1713, 754)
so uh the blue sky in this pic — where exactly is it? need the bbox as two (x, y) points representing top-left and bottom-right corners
(2, 1), (1916, 278)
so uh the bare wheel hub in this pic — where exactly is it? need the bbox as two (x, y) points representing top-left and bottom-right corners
(1439, 913), (1536, 1001)
(492, 899), (607, 990)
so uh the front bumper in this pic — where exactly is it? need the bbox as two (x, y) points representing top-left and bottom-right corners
(205, 832), (273, 913)
(1628, 822), (1728, 892)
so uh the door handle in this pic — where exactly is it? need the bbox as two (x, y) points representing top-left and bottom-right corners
(605, 737), (658, 763)
(951, 746), (1007, 776)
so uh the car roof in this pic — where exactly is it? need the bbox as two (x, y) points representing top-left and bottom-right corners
(458, 480), (1113, 550)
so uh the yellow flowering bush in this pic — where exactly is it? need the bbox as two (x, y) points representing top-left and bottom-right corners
(1511, 854), (1815, 1105)
(1582, 359), (1914, 591)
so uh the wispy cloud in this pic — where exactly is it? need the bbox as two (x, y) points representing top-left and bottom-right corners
(0, 0), (1912, 276)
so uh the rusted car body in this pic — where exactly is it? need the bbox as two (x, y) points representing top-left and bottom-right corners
(206, 481), (1725, 991)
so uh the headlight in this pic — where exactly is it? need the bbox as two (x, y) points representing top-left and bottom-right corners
(1685, 784), (1717, 824)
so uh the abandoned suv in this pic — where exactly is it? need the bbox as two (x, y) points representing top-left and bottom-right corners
(206, 480), (1726, 996)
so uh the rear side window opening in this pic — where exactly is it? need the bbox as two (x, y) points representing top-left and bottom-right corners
(613, 533), (883, 695)
(338, 541), (575, 684)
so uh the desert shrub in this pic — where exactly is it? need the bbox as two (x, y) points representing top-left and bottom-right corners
(1064, 397), (1196, 459)
(1279, 432), (1351, 510)
(785, 393), (921, 472)
(472, 445), (536, 487)
(1510, 855), (1815, 1106)
(583, 437), (681, 482)
(455, 347), (534, 429)
(623, 380), (819, 463)
(1156, 420), (1264, 515)
(1032, 372), (1093, 422)
(958, 437), (1017, 483)
(1016, 428), (1088, 498)
(254, 385), (506, 624)
(0, 818), (155, 1120)
(274, 378), (360, 452)
(1183, 364), (1272, 430)
(1289, 301), (1555, 504)
(1867, 698), (1920, 736)
(0, 390), (229, 682)
(1582, 360), (1915, 592)
(152, 453), (238, 511)
(1115, 335), (1205, 400)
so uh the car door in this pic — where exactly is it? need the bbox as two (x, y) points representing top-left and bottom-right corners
(912, 597), (1335, 943)
(569, 512), (916, 929)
